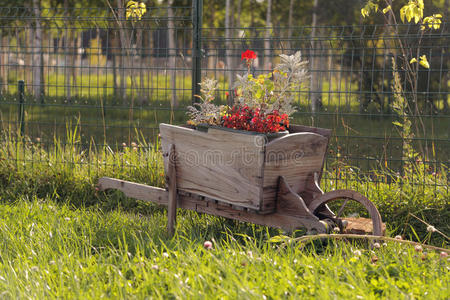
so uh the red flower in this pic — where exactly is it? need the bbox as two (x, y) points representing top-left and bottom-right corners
(241, 50), (257, 62)
(225, 91), (229, 97)
(222, 105), (289, 133)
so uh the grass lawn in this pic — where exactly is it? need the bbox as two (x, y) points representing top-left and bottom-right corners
(0, 199), (448, 299)
(0, 120), (448, 298)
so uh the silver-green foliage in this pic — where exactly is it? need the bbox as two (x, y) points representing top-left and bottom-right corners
(234, 51), (309, 116)
(187, 78), (224, 125)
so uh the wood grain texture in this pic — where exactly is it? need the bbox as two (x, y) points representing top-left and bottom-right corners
(288, 124), (332, 139)
(288, 124), (332, 183)
(341, 217), (386, 235)
(160, 123), (266, 211)
(276, 176), (319, 221)
(167, 144), (177, 236)
(263, 132), (328, 206)
(95, 177), (327, 233)
(308, 190), (384, 236)
(97, 177), (168, 205)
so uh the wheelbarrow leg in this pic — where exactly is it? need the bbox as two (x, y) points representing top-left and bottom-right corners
(167, 144), (177, 237)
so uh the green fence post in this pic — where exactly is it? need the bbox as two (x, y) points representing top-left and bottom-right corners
(18, 80), (25, 136)
(191, 0), (203, 104)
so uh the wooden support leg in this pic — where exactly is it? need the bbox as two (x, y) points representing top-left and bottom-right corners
(276, 176), (326, 234)
(167, 144), (177, 236)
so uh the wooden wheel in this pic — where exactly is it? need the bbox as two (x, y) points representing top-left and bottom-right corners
(308, 190), (384, 236)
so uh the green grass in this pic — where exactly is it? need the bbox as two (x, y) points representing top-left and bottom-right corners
(0, 199), (448, 298)
(0, 126), (448, 298)
(0, 98), (448, 172)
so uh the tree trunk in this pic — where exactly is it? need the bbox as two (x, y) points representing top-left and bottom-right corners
(0, 35), (3, 94)
(26, 25), (33, 94)
(116, 0), (128, 103)
(112, 31), (118, 98)
(287, 0), (294, 50)
(0, 35), (6, 94)
(442, 0), (449, 112)
(146, 25), (153, 99)
(236, 0), (242, 29)
(264, 0), (272, 71)
(2, 34), (10, 94)
(310, 0), (320, 114)
(207, 1), (216, 73)
(32, 0), (44, 100)
(73, 35), (80, 98)
(168, 0), (177, 107)
(138, 28), (145, 105)
(225, 0), (234, 105)
(64, 0), (71, 101)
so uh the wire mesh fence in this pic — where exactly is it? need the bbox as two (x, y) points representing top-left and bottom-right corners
(0, 4), (448, 192)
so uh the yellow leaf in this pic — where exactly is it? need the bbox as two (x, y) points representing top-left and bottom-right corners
(419, 55), (429, 69)
(361, 8), (368, 18)
(382, 5), (391, 14)
(414, 12), (420, 24)
(126, 1), (137, 8)
(434, 14), (442, 18)
(418, 0), (424, 10)
(400, 6), (406, 23)
(409, 58), (417, 64)
(405, 8), (412, 22)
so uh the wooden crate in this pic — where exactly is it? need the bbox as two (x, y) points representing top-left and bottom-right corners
(160, 123), (330, 214)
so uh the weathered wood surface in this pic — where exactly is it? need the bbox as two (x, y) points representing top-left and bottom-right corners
(288, 124), (332, 139)
(308, 190), (384, 236)
(288, 124), (332, 183)
(97, 177), (167, 205)
(96, 177), (327, 233)
(341, 218), (386, 235)
(167, 144), (177, 236)
(160, 124), (266, 211)
(159, 124), (331, 213)
(263, 132), (328, 207)
(276, 176), (318, 221)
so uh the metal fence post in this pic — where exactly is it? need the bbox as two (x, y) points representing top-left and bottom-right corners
(191, 0), (203, 104)
(18, 80), (25, 136)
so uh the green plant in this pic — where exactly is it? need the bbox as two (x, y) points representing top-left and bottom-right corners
(187, 78), (225, 126)
(0, 198), (448, 298)
(233, 51), (309, 117)
(187, 51), (309, 132)
(361, 0), (444, 161)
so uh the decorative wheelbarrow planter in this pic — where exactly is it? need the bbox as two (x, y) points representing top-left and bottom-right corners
(97, 123), (384, 236)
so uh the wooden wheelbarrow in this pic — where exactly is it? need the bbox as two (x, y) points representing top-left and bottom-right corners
(97, 123), (384, 236)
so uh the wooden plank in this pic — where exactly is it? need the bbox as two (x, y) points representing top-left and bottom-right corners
(160, 123), (265, 211)
(276, 176), (319, 221)
(342, 217), (386, 235)
(288, 124), (331, 183)
(263, 132), (328, 202)
(288, 124), (332, 139)
(96, 177), (327, 233)
(97, 177), (168, 205)
(176, 193), (326, 233)
(167, 144), (177, 236)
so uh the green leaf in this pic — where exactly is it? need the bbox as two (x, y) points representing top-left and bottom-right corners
(268, 235), (290, 243)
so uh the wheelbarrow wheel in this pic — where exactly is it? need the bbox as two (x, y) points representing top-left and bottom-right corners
(308, 190), (383, 236)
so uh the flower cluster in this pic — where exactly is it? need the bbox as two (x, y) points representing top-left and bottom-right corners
(188, 49), (308, 133)
(222, 105), (289, 133)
